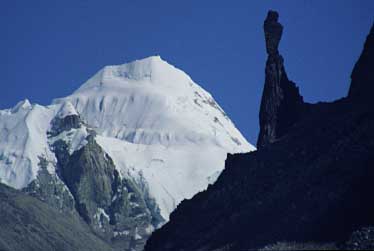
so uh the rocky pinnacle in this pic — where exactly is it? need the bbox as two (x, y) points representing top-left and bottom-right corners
(257, 11), (305, 149)
(264, 10), (283, 55)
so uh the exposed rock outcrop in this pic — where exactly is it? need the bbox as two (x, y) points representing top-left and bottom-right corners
(23, 109), (164, 251)
(49, 101), (82, 137)
(145, 12), (374, 251)
(58, 133), (162, 248)
(49, 114), (82, 137)
(258, 11), (305, 149)
(264, 10), (283, 55)
(59, 134), (117, 234)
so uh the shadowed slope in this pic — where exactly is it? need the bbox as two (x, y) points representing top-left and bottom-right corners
(0, 183), (113, 251)
(145, 12), (374, 251)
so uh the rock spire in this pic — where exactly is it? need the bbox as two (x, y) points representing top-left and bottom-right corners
(257, 10), (305, 149)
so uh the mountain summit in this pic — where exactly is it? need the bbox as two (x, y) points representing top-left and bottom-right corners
(52, 56), (254, 220)
(0, 56), (253, 250)
(54, 56), (251, 150)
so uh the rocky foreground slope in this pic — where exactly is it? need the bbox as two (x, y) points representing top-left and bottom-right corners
(0, 183), (113, 251)
(145, 11), (374, 251)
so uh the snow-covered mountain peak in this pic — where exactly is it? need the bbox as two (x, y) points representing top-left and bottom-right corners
(11, 99), (32, 113)
(1, 56), (255, 222)
(74, 55), (193, 94)
(54, 56), (254, 152)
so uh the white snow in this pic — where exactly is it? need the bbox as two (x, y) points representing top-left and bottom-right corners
(0, 99), (89, 188)
(134, 227), (142, 240)
(96, 135), (228, 220)
(94, 208), (110, 229)
(48, 126), (89, 155)
(11, 99), (32, 113)
(0, 56), (255, 221)
(113, 230), (130, 237)
(53, 56), (254, 152)
(56, 101), (78, 118)
(0, 103), (56, 188)
(145, 224), (154, 234)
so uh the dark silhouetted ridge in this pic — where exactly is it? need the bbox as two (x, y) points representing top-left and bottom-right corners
(348, 22), (374, 101)
(145, 12), (374, 251)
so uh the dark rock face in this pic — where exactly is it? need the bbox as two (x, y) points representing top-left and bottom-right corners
(348, 23), (374, 101)
(145, 12), (374, 251)
(264, 10), (283, 55)
(258, 11), (305, 149)
(59, 135), (117, 232)
(23, 112), (164, 251)
(0, 183), (113, 251)
(56, 134), (163, 250)
(49, 114), (82, 137)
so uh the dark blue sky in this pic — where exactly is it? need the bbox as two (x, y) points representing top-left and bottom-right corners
(1, 1), (373, 144)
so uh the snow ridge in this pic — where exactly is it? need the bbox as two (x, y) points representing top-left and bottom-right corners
(0, 56), (255, 219)
(53, 56), (252, 152)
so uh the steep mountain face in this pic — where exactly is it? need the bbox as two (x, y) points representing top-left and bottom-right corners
(0, 183), (114, 251)
(0, 57), (253, 250)
(145, 12), (374, 251)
